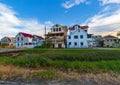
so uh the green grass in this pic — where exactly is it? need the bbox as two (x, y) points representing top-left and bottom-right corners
(0, 48), (120, 72)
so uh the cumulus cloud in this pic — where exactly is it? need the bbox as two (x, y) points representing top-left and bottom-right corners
(62, 0), (86, 9)
(85, 8), (120, 36)
(81, 0), (120, 36)
(99, 0), (120, 5)
(0, 3), (52, 39)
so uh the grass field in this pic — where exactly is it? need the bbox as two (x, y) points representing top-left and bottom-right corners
(0, 48), (120, 73)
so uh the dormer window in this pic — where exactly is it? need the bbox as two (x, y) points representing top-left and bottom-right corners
(75, 26), (78, 29)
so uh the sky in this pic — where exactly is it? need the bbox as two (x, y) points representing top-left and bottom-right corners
(0, 0), (120, 39)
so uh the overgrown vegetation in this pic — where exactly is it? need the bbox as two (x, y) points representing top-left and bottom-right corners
(0, 48), (120, 72)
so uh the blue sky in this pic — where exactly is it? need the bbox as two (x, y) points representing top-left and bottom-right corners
(0, 0), (120, 38)
(0, 0), (100, 25)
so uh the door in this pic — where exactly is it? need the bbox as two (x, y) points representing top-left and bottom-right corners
(58, 44), (62, 48)
(52, 44), (55, 48)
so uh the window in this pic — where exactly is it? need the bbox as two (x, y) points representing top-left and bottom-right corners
(53, 29), (55, 32)
(56, 28), (58, 31)
(18, 37), (19, 41)
(87, 34), (92, 38)
(59, 28), (61, 31)
(25, 43), (28, 45)
(21, 37), (23, 41)
(81, 42), (84, 46)
(69, 42), (71, 45)
(74, 42), (77, 46)
(75, 26), (78, 29)
(74, 35), (78, 39)
(68, 36), (71, 39)
(80, 35), (83, 39)
(29, 43), (32, 45)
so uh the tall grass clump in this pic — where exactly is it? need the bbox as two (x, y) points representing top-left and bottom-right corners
(33, 70), (56, 80)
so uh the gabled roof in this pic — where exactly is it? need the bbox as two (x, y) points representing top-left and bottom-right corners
(7, 37), (12, 42)
(80, 26), (89, 29)
(20, 32), (33, 38)
(103, 35), (118, 40)
(33, 35), (44, 39)
(69, 24), (89, 30)
(19, 32), (44, 39)
(1, 37), (12, 42)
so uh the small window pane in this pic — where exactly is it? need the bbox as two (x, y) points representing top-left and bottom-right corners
(74, 42), (77, 46)
(69, 42), (71, 45)
(81, 42), (84, 46)
(74, 35), (78, 39)
(80, 35), (83, 39)
(69, 36), (71, 39)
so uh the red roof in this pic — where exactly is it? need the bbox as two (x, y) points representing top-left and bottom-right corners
(80, 26), (89, 29)
(6, 37), (12, 42)
(20, 32), (33, 38)
(69, 25), (89, 30)
(34, 35), (44, 39)
(103, 35), (118, 39)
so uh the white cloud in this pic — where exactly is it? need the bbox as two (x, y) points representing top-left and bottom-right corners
(101, 6), (110, 13)
(99, 0), (120, 5)
(62, 0), (86, 9)
(0, 3), (52, 39)
(82, 0), (120, 36)
(85, 9), (120, 36)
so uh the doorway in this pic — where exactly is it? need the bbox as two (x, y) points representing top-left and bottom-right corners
(58, 44), (62, 48)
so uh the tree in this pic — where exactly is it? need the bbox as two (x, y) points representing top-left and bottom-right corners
(98, 40), (104, 47)
(43, 40), (52, 48)
(117, 31), (120, 37)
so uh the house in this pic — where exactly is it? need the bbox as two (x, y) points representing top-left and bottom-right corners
(1, 37), (15, 47)
(32, 35), (43, 46)
(103, 35), (120, 48)
(46, 24), (68, 48)
(15, 32), (43, 48)
(87, 34), (94, 48)
(92, 35), (103, 47)
(67, 24), (89, 48)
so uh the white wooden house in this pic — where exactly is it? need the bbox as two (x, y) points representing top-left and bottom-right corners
(67, 25), (89, 48)
(1, 37), (15, 47)
(15, 32), (43, 48)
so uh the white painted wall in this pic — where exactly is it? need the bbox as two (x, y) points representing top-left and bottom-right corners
(15, 33), (43, 48)
(67, 27), (88, 48)
(15, 33), (31, 48)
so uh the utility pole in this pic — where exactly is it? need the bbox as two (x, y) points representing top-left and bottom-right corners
(44, 25), (46, 48)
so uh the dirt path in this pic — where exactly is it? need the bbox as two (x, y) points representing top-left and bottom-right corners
(0, 48), (25, 54)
